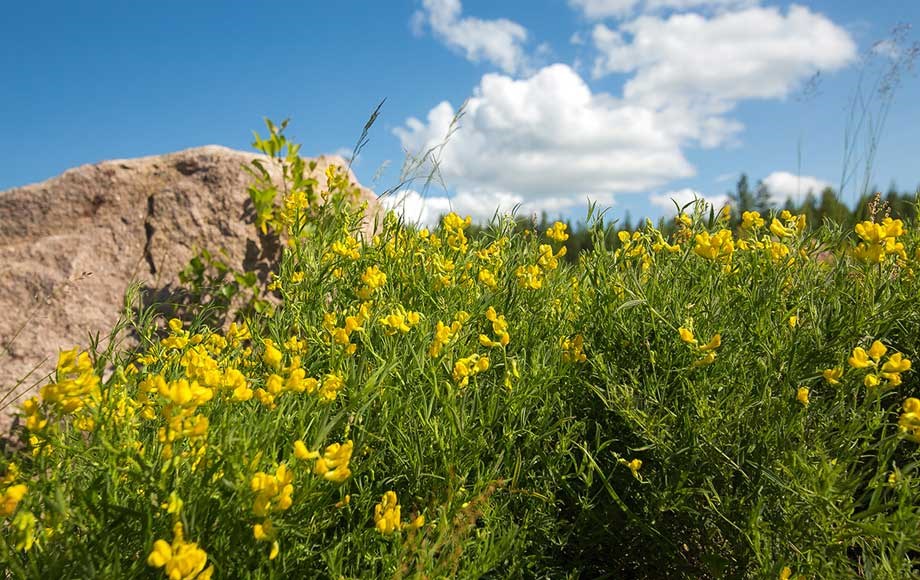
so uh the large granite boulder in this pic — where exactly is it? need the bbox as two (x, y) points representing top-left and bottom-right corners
(0, 145), (379, 432)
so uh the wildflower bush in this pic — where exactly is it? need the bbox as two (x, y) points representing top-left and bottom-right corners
(3, 124), (920, 578)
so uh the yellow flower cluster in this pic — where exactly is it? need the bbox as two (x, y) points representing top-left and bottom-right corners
(378, 307), (422, 336)
(323, 302), (372, 356)
(515, 264), (545, 290)
(453, 353), (490, 387)
(476, 237), (509, 290)
(429, 311), (470, 357)
(741, 210), (765, 230)
(373, 491), (424, 535)
(147, 522), (213, 580)
(769, 210), (806, 239)
(1, 480), (27, 519)
(479, 307), (510, 348)
(294, 439), (354, 483)
(899, 398), (920, 442)
(251, 463), (295, 552)
(537, 244), (567, 271)
(560, 334), (587, 364)
(39, 348), (100, 424)
(357, 265), (387, 300)
(329, 235), (362, 260)
(546, 221), (569, 242)
(848, 340), (912, 388)
(442, 212), (472, 251)
(374, 490), (401, 534)
(154, 377), (212, 460)
(854, 218), (906, 264)
(616, 230), (653, 271)
(693, 230), (735, 264)
(679, 327), (721, 367)
(255, 356), (321, 410)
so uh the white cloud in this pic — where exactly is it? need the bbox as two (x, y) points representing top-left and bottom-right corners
(394, 64), (696, 205)
(401, 3), (856, 222)
(649, 188), (729, 215)
(569, 0), (640, 20)
(762, 171), (830, 204)
(645, 0), (759, 12)
(570, 0), (757, 20)
(591, 5), (857, 111)
(381, 189), (603, 227)
(412, 0), (531, 74)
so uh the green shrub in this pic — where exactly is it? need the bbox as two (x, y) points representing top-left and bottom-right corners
(2, 123), (919, 578)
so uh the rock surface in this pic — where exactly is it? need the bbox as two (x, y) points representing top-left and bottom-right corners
(0, 146), (379, 432)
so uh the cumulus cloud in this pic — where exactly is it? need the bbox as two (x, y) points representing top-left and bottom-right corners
(649, 188), (730, 215)
(570, 0), (757, 20)
(381, 189), (603, 227)
(393, 64), (696, 204)
(591, 4), (857, 110)
(412, 0), (531, 74)
(569, 0), (641, 20)
(762, 171), (831, 204)
(400, 3), (856, 221)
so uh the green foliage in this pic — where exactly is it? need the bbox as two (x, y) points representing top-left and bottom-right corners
(3, 125), (920, 579)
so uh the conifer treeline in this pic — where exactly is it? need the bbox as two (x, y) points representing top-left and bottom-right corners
(466, 173), (920, 260)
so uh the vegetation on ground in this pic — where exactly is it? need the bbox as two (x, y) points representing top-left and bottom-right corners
(2, 123), (920, 579)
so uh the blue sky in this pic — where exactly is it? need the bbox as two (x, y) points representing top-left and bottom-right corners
(2, 0), (918, 226)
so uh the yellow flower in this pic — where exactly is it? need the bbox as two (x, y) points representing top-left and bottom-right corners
(788, 315), (797, 329)
(699, 334), (721, 352)
(622, 458), (642, 478)
(560, 335), (587, 364)
(882, 352), (912, 374)
(741, 211), (765, 230)
(796, 387), (810, 406)
(546, 221), (569, 242)
(479, 307), (510, 348)
(868, 340), (887, 360)
(262, 339), (283, 370)
(1, 483), (27, 517)
(822, 367), (843, 385)
(770, 218), (795, 238)
(899, 397), (920, 442)
(374, 491), (402, 535)
(253, 518), (274, 541)
(691, 352), (717, 368)
(251, 464), (294, 517)
(848, 347), (871, 369)
(297, 440), (354, 483)
(515, 264), (544, 290)
(478, 268), (498, 289)
(293, 440), (318, 461)
(318, 372), (346, 402)
(147, 522), (213, 580)
(854, 218), (907, 263)
(357, 265), (387, 299)
(693, 230), (734, 262)
(406, 514), (426, 530)
(453, 354), (490, 387)
(678, 327), (697, 345)
(779, 566), (792, 580)
(161, 491), (183, 517)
